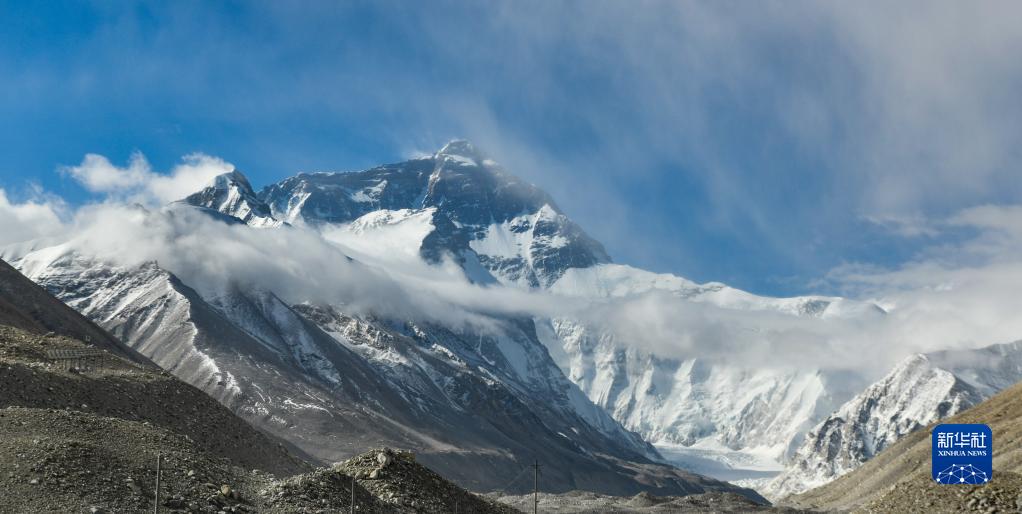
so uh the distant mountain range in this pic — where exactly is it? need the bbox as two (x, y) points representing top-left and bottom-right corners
(5, 139), (1020, 502)
(2, 141), (767, 500)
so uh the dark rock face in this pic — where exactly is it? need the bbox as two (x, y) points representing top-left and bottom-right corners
(259, 160), (434, 226)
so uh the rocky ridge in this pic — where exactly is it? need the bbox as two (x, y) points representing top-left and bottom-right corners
(333, 448), (519, 513)
(784, 376), (1022, 512)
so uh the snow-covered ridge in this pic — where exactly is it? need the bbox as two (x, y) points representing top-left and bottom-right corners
(3, 246), (243, 399)
(1, 194), (709, 494)
(537, 261), (890, 483)
(183, 169), (281, 227)
(243, 142), (610, 288)
(536, 315), (869, 482)
(321, 208), (438, 266)
(764, 340), (1022, 500)
(551, 263), (885, 319)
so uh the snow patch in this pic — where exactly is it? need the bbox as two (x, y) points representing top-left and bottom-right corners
(321, 208), (436, 265)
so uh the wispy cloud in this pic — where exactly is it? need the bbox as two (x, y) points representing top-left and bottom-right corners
(388, 1), (1022, 287)
(4, 2), (1021, 293)
(6, 151), (1022, 377)
(61, 152), (233, 205)
(3, 1), (1022, 375)
(826, 203), (1022, 359)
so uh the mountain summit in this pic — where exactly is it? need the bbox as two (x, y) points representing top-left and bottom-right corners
(183, 169), (279, 227)
(191, 140), (610, 287)
(435, 139), (484, 163)
(8, 139), (897, 501)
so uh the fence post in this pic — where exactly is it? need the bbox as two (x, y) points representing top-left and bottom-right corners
(533, 460), (540, 514)
(154, 452), (161, 514)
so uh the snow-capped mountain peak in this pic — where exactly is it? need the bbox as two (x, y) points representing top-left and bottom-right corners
(435, 139), (484, 165)
(245, 141), (610, 286)
(182, 169), (280, 227)
(167, 143), (893, 489)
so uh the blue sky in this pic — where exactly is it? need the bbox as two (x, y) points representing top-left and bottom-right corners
(2, 1), (1021, 296)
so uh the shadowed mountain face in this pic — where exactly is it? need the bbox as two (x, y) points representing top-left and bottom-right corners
(0, 257), (152, 367)
(185, 170), (280, 228)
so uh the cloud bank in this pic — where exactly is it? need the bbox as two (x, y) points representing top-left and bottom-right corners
(4, 150), (1022, 378)
(825, 204), (1022, 362)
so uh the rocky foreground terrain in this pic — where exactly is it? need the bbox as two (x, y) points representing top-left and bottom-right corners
(494, 490), (807, 513)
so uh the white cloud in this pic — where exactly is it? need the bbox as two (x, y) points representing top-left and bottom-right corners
(12, 184), (894, 375)
(62, 152), (233, 205)
(0, 188), (67, 246)
(149, 154), (236, 204)
(10, 149), (1022, 379)
(63, 152), (152, 193)
(827, 204), (1022, 361)
(862, 215), (940, 238)
(53, 201), (568, 334)
(391, 1), (1022, 276)
(569, 200), (1022, 374)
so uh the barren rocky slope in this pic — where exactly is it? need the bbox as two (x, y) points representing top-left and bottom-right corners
(493, 490), (806, 513)
(0, 258), (151, 366)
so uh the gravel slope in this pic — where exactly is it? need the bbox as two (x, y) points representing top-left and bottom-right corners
(336, 448), (519, 514)
(493, 490), (807, 513)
